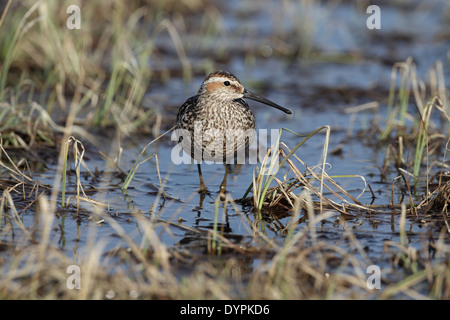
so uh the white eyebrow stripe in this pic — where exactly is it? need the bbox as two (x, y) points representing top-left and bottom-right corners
(203, 77), (233, 85)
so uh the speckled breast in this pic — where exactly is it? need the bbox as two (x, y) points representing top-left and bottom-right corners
(176, 98), (256, 164)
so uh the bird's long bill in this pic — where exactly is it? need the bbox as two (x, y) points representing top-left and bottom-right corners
(243, 89), (292, 114)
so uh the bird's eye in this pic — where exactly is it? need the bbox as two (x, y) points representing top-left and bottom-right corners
(223, 81), (230, 86)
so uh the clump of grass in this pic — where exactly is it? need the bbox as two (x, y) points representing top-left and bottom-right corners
(343, 58), (449, 200)
(378, 58), (448, 178)
(0, 0), (206, 145)
(250, 126), (330, 215)
(242, 125), (369, 219)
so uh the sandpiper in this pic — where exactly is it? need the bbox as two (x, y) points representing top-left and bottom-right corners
(175, 70), (291, 195)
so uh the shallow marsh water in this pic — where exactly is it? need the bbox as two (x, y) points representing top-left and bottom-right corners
(1, 0), (449, 298)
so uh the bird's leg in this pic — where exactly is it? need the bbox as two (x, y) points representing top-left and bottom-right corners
(219, 164), (231, 196)
(198, 192), (206, 209)
(197, 164), (208, 194)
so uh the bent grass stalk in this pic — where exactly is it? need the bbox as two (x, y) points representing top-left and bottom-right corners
(2, 189), (34, 242)
(157, 19), (192, 82)
(121, 126), (175, 199)
(0, 136), (33, 182)
(413, 96), (443, 179)
(61, 136), (94, 210)
(0, 0), (11, 29)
